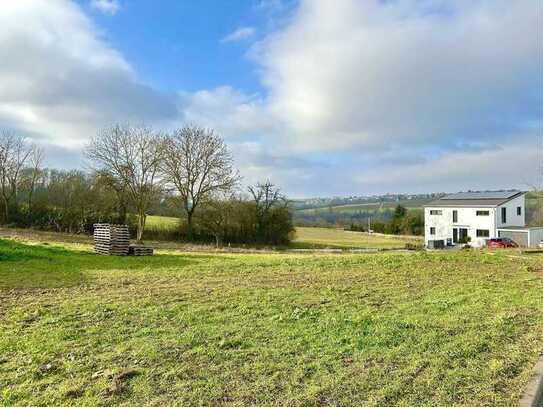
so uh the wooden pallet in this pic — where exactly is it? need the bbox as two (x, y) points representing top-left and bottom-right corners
(128, 244), (154, 256)
(93, 224), (130, 256)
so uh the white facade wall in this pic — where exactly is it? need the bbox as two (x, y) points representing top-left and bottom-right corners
(424, 206), (498, 248)
(496, 195), (525, 228)
(529, 228), (543, 247)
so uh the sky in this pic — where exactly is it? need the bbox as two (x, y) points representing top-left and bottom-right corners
(1, 0), (543, 197)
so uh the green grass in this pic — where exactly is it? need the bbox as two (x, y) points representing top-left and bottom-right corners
(296, 199), (431, 215)
(146, 215), (181, 229)
(143, 215), (182, 241)
(143, 218), (421, 250)
(292, 227), (422, 249)
(2, 234), (543, 405)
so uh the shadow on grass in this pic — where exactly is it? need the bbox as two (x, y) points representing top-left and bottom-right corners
(0, 239), (222, 289)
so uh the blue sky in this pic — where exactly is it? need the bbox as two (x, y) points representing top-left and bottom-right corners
(79, 0), (270, 94)
(1, 1), (543, 197)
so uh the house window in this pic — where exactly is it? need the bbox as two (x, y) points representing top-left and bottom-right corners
(430, 210), (442, 215)
(453, 210), (458, 223)
(476, 210), (489, 216)
(517, 207), (522, 216)
(476, 229), (490, 238)
(430, 227), (436, 235)
(501, 207), (507, 223)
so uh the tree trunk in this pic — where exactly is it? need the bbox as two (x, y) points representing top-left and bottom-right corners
(2, 197), (8, 225)
(186, 210), (194, 241)
(28, 185), (35, 224)
(119, 200), (127, 224)
(137, 212), (146, 242)
(28, 190), (33, 211)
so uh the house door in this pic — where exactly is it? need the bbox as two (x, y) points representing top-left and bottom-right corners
(453, 228), (468, 244)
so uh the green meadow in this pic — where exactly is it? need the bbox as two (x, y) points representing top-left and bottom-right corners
(1, 233), (543, 406)
(292, 227), (421, 250)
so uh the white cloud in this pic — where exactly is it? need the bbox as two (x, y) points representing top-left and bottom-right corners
(255, 0), (283, 11)
(90, 0), (120, 16)
(0, 1), (177, 149)
(2, 0), (543, 196)
(354, 140), (542, 194)
(178, 86), (277, 140)
(221, 27), (256, 43)
(255, 0), (543, 153)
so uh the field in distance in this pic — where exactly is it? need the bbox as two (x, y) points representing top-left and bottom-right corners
(292, 227), (421, 249)
(146, 217), (420, 250)
(296, 192), (543, 221)
(146, 215), (181, 229)
(296, 198), (431, 215)
(1, 235), (543, 405)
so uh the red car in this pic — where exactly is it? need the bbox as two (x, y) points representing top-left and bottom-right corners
(486, 238), (518, 249)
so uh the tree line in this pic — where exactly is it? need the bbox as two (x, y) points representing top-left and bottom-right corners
(0, 125), (294, 246)
(295, 204), (424, 236)
(348, 205), (424, 236)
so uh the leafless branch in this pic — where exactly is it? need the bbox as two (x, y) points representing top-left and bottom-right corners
(0, 131), (33, 222)
(85, 124), (165, 241)
(161, 125), (240, 238)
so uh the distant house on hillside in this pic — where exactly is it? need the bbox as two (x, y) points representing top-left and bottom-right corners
(424, 191), (543, 248)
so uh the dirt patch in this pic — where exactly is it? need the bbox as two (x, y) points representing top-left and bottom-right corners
(104, 368), (140, 396)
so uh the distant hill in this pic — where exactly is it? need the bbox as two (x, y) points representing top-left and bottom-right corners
(291, 193), (442, 211)
(292, 195), (435, 227)
(293, 191), (543, 227)
(296, 197), (433, 215)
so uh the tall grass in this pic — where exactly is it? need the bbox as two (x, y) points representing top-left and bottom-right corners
(143, 215), (183, 241)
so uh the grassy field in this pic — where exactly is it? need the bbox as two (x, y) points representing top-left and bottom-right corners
(2, 234), (543, 405)
(147, 217), (423, 250)
(144, 215), (182, 240)
(296, 199), (431, 215)
(146, 215), (181, 229)
(292, 227), (422, 249)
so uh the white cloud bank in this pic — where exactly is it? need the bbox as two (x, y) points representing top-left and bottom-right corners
(199, 0), (543, 193)
(1, 0), (543, 195)
(0, 0), (177, 150)
(257, 0), (543, 154)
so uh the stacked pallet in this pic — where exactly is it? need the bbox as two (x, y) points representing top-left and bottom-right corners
(128, 244), (154, 256)
(93, 224), (130, 256)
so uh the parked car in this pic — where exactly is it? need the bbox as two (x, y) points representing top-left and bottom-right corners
(539, 240), (543, 249)
(486, 238), (518, 249)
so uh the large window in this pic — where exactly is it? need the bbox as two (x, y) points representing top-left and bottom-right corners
(476, 210), (489, 216)
(430, 227), (436, 235)
(430, 210), (442, 215)
(476, 229), (490, 238)
(517, 206), (522, 216)
(453, 210), (458, 223)
(501, 207), (507, 223)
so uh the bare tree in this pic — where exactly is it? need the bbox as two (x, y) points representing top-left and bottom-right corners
(248, 180), (287, 241)
(85, 124), (164, 241)
(26, 145), (45, 212)
(0, 132), (33, 223)
(94, 170), (130, 224)
(199, 191), (238, 247)
(162, 126), (239, 240)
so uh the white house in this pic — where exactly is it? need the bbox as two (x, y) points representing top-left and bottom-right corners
(424, 191), (543, 248)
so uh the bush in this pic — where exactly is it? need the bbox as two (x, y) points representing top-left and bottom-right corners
(405, 242), (424, 251)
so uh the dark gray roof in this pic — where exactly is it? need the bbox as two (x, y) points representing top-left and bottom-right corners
(442, 191), (521, 200)
(425, 190), (524, 208)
